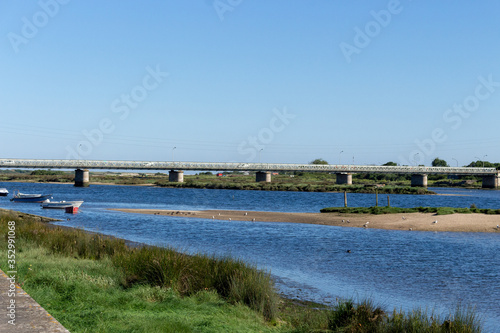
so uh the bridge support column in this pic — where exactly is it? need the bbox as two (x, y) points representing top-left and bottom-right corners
(482, 175), (499, 188)
(411, 174), (427, 187)
(169, 170), (184, 182)
(336, 173), (352, 185)
(74, 169), (89, 187)
(256, 171), (271, 183)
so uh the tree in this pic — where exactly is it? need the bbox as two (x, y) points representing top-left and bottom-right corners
(382, 161), (397, 166)
(310, 158), (328, 165)
(432, 158), (448, 167)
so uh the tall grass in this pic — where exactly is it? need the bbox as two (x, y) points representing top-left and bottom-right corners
(0, 210), (278, 320)
(320, 206), (500, 215)
(327, 300), (482, 333)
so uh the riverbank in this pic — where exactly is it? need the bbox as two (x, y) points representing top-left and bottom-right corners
(0, 209), (485, 332)
(111, 208), (500, 233)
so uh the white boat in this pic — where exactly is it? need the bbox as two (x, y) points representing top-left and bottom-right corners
(41, 200), (84, 209)
(0, 188), (8, 197)
(11, 190), (52, 203)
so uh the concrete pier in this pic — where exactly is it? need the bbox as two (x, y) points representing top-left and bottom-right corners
(74, 169), (89, 187)
(411, 174), (428, 187)
(256, 171), (272, 183)
(336, 173), (352, 185)
(482, 174), (499, 188)
(169, 170), (184, 182)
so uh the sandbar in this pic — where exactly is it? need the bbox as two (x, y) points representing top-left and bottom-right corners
(109, 208), (500, 233)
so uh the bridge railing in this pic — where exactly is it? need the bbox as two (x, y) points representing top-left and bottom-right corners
(0, 158), (497, 175)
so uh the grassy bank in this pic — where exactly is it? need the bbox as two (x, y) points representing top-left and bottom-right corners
(0, 171), (437, 194)
(0, 211), (483, 332)
(155, 174), (436, 195)
(320, 205), (500, 215)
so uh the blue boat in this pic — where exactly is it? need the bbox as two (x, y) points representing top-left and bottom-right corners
(10, 190), (52, 203)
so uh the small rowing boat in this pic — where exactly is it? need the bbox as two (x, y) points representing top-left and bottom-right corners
(11, 190), (52, 203)
(41, 200), (84, 209)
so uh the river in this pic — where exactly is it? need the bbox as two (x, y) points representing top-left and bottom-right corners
(1, 182), (499, 332)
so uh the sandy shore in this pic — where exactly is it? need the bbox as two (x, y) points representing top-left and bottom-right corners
(110, 208), (500, 233)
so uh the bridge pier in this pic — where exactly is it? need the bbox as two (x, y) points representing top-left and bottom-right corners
(411, 174), (427, 187)
(74, 169), (89, 187)
(256, 171), (271, 183)
(169, 170), (184, 182)
(482, 174), (499, 188)
(336, 173), (352, 185)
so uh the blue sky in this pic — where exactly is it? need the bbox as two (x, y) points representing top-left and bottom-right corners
(1, 1), (499, 167)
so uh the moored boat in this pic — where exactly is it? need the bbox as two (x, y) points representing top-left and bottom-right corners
(41, 200), (84, 209)
(11, 190), (52, 203)
(0, 188), (8, 197)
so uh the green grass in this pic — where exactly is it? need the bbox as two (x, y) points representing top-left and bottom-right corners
(320, 206), (500, 215)
(0, 210), (484, 332)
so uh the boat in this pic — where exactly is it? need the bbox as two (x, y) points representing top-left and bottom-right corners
(0, 188), (8, 197)
(10, 191), (52, 203)
(41, 200), (84, 209)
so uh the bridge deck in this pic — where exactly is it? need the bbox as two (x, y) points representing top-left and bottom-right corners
(0, 159), (497, 176)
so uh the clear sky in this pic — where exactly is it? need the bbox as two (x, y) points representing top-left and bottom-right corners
(1, 1), (499, 167)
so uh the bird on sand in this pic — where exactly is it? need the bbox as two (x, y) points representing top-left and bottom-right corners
(409, 228), (412, 231)
(244, 212), (248, 216)
(432, 220), (438, 224)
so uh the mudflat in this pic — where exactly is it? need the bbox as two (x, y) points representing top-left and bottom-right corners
(110, 208), (500, 233)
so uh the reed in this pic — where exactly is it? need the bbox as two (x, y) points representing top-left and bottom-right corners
(1, 211), (278, 321)
(320, 206), (500, 215)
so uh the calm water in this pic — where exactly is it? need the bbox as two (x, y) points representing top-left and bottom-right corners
(1, 182), (499, 331)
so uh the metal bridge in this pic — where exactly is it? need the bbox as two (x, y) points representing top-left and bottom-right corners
(0, 158), (497, 175)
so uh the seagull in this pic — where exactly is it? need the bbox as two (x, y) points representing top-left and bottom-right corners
(409, 228), (412, 231)
(342, 219), (345, 223)
(363, 224), (367, 228)
(229, 218), (231, 221)
(212, 216), (215, 219)
(244, 212), (248, 216)
(402, 216), (406, 220)
(252, 218), (256, 222)
(496, 225), (499, 229)
(365, 222), (369, 224)
(218, 213), (221, 216)
(433, 220), (438, 224)
(346, 220), (350, 223)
